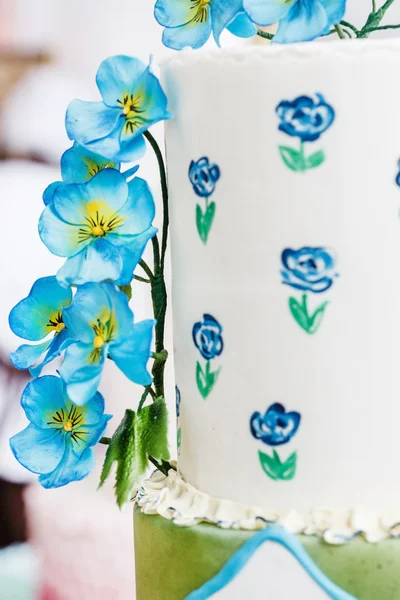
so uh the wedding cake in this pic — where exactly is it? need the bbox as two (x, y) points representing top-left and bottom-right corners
(134, 39), (400, 600)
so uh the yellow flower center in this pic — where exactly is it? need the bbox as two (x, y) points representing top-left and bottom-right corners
(92, 225), (105, 237)
(55, 322), (65, 333)
(94, 335), (105, 349)
(63, 420), (73, 432)
(47, 311), (65, 334)
(78, 200), (124, 245)
(47, 406), (89, 447)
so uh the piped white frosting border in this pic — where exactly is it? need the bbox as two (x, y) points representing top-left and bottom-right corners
(133, 469), (400, 545)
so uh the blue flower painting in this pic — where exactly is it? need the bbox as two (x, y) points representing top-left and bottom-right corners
(251, 403), (301, 482)
(193, 314), (223, 399)
(154, 0), (257, 50)
(189, 157), (221, 244)
(276, 94), (335, 172)
(66, 55), (171, 162)
(10, 376), (111, 489)
(9, 276), (75, 377)
(281, 246), (338, 335)
(243, 0), (346, 44)
(60, 282), (154, 405)
(250, 403), (301, 447)
(39, 168), (157, 288)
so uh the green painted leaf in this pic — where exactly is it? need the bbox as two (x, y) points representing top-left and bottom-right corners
(308, 301), (329, 335)
(99, 399), (169, 508)
(289, 296), (310, 333)
(196, 360), (220, 399)
(196, 204), (207, 244)
(306, 149), (325, 170)
(258, 449), (297, 481)
(279, 146), (305, 172)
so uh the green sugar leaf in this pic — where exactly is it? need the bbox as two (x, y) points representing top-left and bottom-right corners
(118, 284), (132, 301)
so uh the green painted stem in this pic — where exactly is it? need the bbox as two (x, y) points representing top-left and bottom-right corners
(362, 23), (400, 33)
(134, 275), (151, 284)
(257, 29), (274, 40)
(340, 20), (359, 35)
(359, 0), (396, 37)
(372, 0), (376, 11)
(334, 23), (346, 39)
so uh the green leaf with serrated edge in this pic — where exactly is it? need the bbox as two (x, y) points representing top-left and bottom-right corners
(196, 204), (207, 244)
(136, 397), (170, 471)
(280, 452), (297, 481)
(306, 149), (325, 170)
(99, 409), (136, 508)
(279, 146), (305, 172)
(202, 201), (216, 243)
(118, 284), (132, 301)
(289, 296), (310, 333)
(258, 450), (280, 481)
(308, 302), (329, 335)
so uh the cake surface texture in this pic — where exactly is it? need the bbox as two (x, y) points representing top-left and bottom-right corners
(135, 39), (400, 599)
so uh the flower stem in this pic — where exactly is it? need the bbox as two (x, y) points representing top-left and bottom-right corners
(359, 0), (396, 37)
(144, 130), (169, 273)
(372, 0), (377, 11)
(134, 275), (151, 284)
(139, 259), (154, 281)
(340, 20), (359, 35)
(334, 24), (346, 39)
(100, 437), (111, 445)
(362, 23), (400, 33)
(257, 29), (274, 41)
(138, 385), (155, 412)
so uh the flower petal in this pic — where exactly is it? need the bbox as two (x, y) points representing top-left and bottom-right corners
(10, 340), (52, 370)
(39, 204), (88, 257)
(79, 390), (107, 426)
(273, 0), (328, 43)
(19, 375), (67, 428)
(113, 227), (158, 286)
(10, 423), (65, 475)
(226, 12), (258, 39)
(38, 445), (95, 489)
(96, 55), (147, 108)
(243, 0), (293, 26)
(320, 0), (346, 28)
(83, 125), (146, 163)
(71, 416), (111, 458)
(43, 181), (62, 206)
(61, 143), (120, 183)
(30, 328), (75, 378)
(62, 283), (111, 344)
(211, 1), (254, 45)
(66, 100), (121, 144)
(56, 238), (123, 287)
(154, 0), (195, 27)
(116, 177), (155, 235)
(103, 282), (135, 339)
(9, 276), (72, 341)
(109, 319), (154, 386)
(162, 18), (212, 50)
(60, 342), (106, 406)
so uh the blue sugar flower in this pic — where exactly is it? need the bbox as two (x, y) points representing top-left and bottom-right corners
(39, 168), (157, 288)
(176, 385), (181, 417)
(281, 247), (337, 293)
(250, 403), (301, 446)
(60, 282), (154, 405)
(154, 0), (257, 50)
(189, 157), (221, 197)
(193, 314), (223, 360)
(244, 0), (346, 44)
(9, 276), (75, 377)
(277, 94), (335, 142)
(43, 143), (124, 206)
(10, 376), (111, 489)
(66, 55), (171, 163)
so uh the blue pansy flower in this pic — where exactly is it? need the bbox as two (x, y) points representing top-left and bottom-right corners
(176, 385), (181, 418)
(243, 0), (346, 44)
(193, 314), (223, 360)
(60, 282), (154, 405)
(42, 142), (126, 206)
(154, 0), (257, 50)
(66, 55), (171, 163)
(277, 94), (335, 143)
(250, 403), (301, 446)
(281, 247), (337, 293)
(39, 168), (157, 288)
(9, 277), (75, 377)
(189, 157), (221, 197)
(10, 376), (111, 489)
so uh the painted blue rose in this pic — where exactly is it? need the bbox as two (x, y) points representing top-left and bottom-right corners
(281, 247), (337, 294)
(250, 403), (301, 447)
(276, 94), (335, 143)
(176, 385), (181, 418)
(189, 158), (221, 198)
(193, 314), (223, 360)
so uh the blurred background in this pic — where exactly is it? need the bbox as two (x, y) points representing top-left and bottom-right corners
(0, 1), (399, 599)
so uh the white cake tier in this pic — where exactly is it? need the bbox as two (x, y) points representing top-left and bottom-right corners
(162, 40), (400, 514)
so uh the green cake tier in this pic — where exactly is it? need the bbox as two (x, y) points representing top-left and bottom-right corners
(134, 508), (400, 599)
